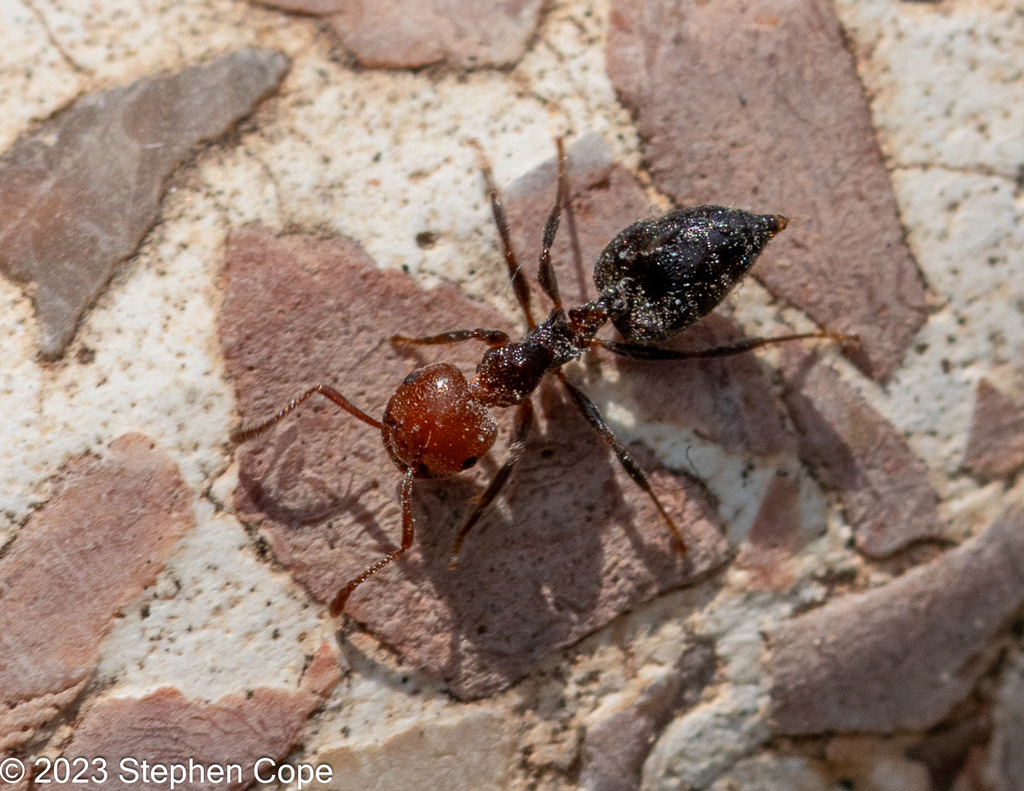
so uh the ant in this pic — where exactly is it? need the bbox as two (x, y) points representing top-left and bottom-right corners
(232, 139), (852, 615)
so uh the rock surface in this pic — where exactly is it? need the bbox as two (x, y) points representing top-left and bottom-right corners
(0, 435), (194, 750)
(254, 0), (543, 68)
(963, 378), (1024, 479)
(314, 708), (515, 791)
(781, 352), (940, 557)
(578, 639), (716, 791)
(220, 225), (730, 699)
(49, 686), (323, 791)
(770, 507), (1024, 734)
(988, 646), (1024, 791)
(606, 0), (928, 381)
(0, 48), (288, 358)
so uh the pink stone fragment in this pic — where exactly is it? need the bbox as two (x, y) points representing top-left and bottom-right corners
(255, 0), (543, 68)
(502, 135), (792, 459)
(0, 48), (288, 358)
(0, 434), (194, 751)
(769, 507), (1024, 734)
(989, 649), (1024, 791)
(49, 686), (321, 791)
(299, 641), (342, 698)
(220, 225), (730, 699)
(578, 639), (715, 791)
(781, 352), (940, 557)
(606, 0), (928, 382)
(734, 473), (800, 591)
(962, 379), (1024, 479)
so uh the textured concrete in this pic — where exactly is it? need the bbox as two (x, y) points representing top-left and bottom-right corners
(0, 0), (1020, 788)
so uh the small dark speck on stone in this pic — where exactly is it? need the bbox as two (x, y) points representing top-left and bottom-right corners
(0, 48), (289, 358)
(415, 231), (438, 249)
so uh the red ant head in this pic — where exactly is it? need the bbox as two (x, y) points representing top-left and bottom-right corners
(382, 363), (498, 479)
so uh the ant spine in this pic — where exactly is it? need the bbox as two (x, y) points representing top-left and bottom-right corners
(232, 139), (855, 614)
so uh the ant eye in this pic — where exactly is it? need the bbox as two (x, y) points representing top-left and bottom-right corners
(461, 456), (478, 470)
(403, 370), (422, 385)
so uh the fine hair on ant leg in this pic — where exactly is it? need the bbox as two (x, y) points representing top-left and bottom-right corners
(232, 137), (858, 614)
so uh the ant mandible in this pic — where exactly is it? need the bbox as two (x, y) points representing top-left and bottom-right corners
(232, 139), (851, 615)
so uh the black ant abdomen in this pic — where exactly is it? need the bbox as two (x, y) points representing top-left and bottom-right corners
(594, 206), (787, 344)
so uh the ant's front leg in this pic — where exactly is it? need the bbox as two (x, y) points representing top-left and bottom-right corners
(231, 384), (383, 443)
(330, 468), (416, 615)
(468, 139), (537, 330)
(556, 370), (686, 553)
(392, 328), (509, 348)
(537, 138), (567, 312)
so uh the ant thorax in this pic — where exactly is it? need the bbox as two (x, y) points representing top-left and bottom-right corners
(471, 306), (605, 408)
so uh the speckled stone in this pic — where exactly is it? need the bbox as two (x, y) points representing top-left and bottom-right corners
(253, 0), (543, 68)
(0, 434), (194, 751)
(51, 685), (325, 791)
(781, 351), (940, 557)
(314, 708), (515, 791)
(963, 378), (1024, 480)
(606, 0), (928, 382)
(987, 645), (1024, 791)
(0, 48), (288, 358)
(770, 507), (1024, 734)
(578, 638), (715, 791)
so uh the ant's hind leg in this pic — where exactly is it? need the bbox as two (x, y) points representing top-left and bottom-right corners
(468, 140), (537, 330)
(392, 328), (509, 348)
(556, 370), (687, 553)
(330, 469), (416, 615)
(595, 332), (859, 361)
(448, 399), (534, 569)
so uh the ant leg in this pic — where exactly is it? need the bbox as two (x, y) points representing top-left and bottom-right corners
(595, 332), (860, 361)
(231, 384), (383, 444)
(468, 140), (536, 329)
(448, 399), (534, 569)
(560, 145), (588, 305)
(392, 328), (509, 348)
(537, 138), (567, 311)
(556, 370), (686, 553)
(330, 468), (416, 615)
